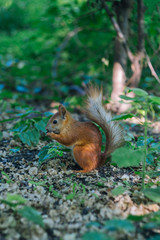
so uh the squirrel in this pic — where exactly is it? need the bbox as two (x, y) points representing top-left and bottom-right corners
(46, 85), (124, 173)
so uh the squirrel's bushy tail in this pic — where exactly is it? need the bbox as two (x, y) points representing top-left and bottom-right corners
(85, 85), (124, 160)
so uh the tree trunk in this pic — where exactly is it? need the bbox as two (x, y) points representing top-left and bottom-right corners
(111, 0), (133, 112)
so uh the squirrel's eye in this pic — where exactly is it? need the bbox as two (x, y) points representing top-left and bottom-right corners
(53, 120), (58, 124)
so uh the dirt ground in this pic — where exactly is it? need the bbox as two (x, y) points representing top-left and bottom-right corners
(0, 120), (160, 240)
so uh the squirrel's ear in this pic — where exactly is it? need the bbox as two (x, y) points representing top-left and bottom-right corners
(58, 104), (67, 119)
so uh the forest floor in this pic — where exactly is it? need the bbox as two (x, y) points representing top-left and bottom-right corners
(0, 113), (160, 240)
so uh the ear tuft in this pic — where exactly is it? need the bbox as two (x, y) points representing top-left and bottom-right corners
(58, 105), (67, 119)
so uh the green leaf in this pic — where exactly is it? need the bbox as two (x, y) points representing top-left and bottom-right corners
(18, 110), (33, 118)
(38, 142), (65, 166)
(149, 96), (160, 105)
(143, 222), (160, 230)
(150, 211), (160, 222)
(97, 182), (105, 187)
(6, 194), (27, 203)
(9, 147), (20, 153)
(19, 131), (32, 146)
(111, 147), (144, 167)
(1, 100), (8, 112)
(0, 131), (2, 140)
(11, 121), (28, 133)
(124, 132), (135, 141)
(1, 194), (27, 207)
(0, 118), (17, 123)
(49, 185), (62, 198)
(51, 190), (62, 198)
(127, 88), (148, 97)
(35, 120), (46, 133)
(144, 187), (160, 203)
(120, 95), (136, 101)
(147, 235), (160, 240)
(112, 186), (127, 196)
(18, 206), (44, 228)
(1, 171), (13, 183)
(82, 232), (113, 240)
(104, 219), (135, 232)
(127, 215), (145, 221)
(19, 128), (40, 146)
(27, 128), (40, 145)
(111, 113), (134, 121)
(66, 193), (76, 200)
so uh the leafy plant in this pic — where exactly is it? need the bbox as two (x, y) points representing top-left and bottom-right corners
(104, 219), (135, 232)
(18, 206), (44, 228)
(112, 88), (160, 191)
(8, 108), (50, 146)
(29, 180), (47, 187)
(112, 147), (144, 168)
(1, 171), (13, 184)
(38, 142), (69, 166)
(82, 232), (113, 240)
(111, 186), (127, 196)
(84, 211), (160, 240)
(49, 185), (62, 199)
(1, 193), (27, 207)
(143, 187), (160, 203)
(66, 182), (86, 201)
(0, 193), (44, 227)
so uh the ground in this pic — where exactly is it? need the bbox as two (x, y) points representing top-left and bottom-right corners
(0, 119), (160, 240)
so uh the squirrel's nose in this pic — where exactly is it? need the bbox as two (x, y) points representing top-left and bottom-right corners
(46, 124), (52, 133)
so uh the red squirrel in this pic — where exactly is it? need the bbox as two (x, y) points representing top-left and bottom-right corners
(46, 85), (124, 173)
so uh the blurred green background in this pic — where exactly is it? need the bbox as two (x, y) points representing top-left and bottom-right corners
(0, 0), (159, 104)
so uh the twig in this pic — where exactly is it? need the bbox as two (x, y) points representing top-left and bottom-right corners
(145, 51), (160, 84)
(99, 0), (134, 61)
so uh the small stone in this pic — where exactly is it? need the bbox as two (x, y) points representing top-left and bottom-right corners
(53, 230), (61, 237)
(64, 233), (76, 240)
(47, 169), (57, 175)
(0, 216), (16, 228)
(29, 167), (38, 175)
(10, 139), (17, 146)
(121, 174), (129, 181)
(49, 209), (58, 218)
(3, 131), (10, 139)
(36, 186), (46, 195)
(43, 217), (54, 228)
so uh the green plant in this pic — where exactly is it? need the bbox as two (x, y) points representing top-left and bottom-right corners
(49, 185), (62, 198)
(111, 186), (127, 196)
(82, 231), (113, 240)
(66, 182), (86, 201)
(38, 142), (69, 166)
(111, 88), (160, 192)
(83, 211), (160, 240)
(9, 108), (50, 146)
(0, 193), (44, 227)
(1, 171), (13, 184)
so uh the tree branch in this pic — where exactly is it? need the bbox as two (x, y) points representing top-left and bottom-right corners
(145, 51), (160, 84)
(99, 0), (134, 61)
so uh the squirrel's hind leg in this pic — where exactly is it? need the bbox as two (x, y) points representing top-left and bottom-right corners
(72, 144), (100, 173)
